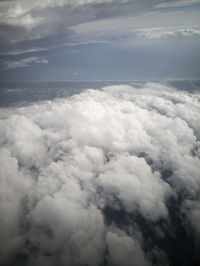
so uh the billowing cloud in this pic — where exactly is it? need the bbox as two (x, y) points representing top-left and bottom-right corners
(0, 83), (200, 265)
(106, 229), (150, 266)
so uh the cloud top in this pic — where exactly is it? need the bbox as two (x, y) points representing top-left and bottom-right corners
(0, 83), (200, 265)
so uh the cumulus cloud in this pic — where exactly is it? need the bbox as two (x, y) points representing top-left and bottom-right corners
(0, 56), (48, 70)
(106, 229), (150, 266)
(0, 83), (200, 265)
(98, 155), (172, 220)
(0, 148), (33, 265)
(181, 198), (200, 259)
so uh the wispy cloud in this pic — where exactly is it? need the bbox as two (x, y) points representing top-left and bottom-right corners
(0, 0), (199, 80)
(134, 27), (200, 39)
(155, 0), (200, 8)
(0, 48), (48, 56)
(72, 8), (200, 42)
(1, 57), (48, 70)
(1, 0), (199, 45)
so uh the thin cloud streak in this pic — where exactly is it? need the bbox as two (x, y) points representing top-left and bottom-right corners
(1, 57), (48, 70)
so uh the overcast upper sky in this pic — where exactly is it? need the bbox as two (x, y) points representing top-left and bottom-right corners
(0, 0), (200, 81)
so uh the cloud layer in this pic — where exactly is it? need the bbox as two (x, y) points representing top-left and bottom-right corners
(0, 83), (200, 265)
(0, 0), (200, 80)
(1, 0), (200, 47)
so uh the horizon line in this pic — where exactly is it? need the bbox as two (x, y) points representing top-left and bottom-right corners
(0, 79), (200, 83)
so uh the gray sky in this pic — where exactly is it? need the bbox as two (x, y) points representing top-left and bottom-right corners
(0, 0), (200, 81)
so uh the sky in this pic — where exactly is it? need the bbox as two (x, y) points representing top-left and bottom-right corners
(0, 0), (200, 81)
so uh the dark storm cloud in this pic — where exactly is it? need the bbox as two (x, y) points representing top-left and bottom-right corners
(0, 83), (200, 265)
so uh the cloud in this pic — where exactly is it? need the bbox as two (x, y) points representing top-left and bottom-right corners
(184, 199), (200, 238)
(0, 47), (48, 56)
(134, 28), (200, 39)
(0, 0), (200, 70)
(155, 0), (200, 8)
(1, 0), (199, 46)
(98, 155), (172, 221)
(71, 8), (200, 46)
(0, 148), (33, 265)
(0, 56), (48, 70)
(106, 229), (150, 266)
(0, 83), (200, 265)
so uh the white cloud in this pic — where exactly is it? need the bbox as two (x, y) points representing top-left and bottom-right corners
(29, 185), (105, 266)
(1, 0), (200, 47)
(0, 47), (48, 56)
(155, 0), (200, 8)
(106, 229), (150, 266)
(0, 83), (200, 265)
(134, 27), (200, 39)
(0, 3), (43, 30)
(0, 148), (33, 265)
(71, 13), (200, 51)
(184, 199), (200, 237)
(98, 155), (172, 220)
(1, 57), (48, 70)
